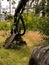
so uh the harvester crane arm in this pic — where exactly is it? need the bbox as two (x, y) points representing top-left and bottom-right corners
(11, 0), (29, 35)
(4, 0), (32, 48)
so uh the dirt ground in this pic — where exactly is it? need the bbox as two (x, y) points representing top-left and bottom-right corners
(0, 30), (10, 43)
(23, 31), (44, 47)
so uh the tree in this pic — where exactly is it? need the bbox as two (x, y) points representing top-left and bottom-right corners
(0, 0), (1, 14)
(32, 0), (46, 16)
(7, 0), (12, 14)
(46, 0), (49, 16)
(7, 0), (16, 15)
(26, 0), (40, 15)
(34, 0), (40, 15)
(12, 0), (16, 12)
(40, 0), (46, 16)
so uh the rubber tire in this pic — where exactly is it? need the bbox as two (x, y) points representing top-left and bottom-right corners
(29, 45), (49, 65)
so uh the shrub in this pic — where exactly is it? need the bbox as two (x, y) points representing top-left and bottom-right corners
(0, 13), (49, 35)
(36, 17), (49, 35)
(23, 13), (49, 35)
(0, 22), (11, 30)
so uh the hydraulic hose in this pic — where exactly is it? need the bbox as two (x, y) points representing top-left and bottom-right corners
(16, 15), (26, 36)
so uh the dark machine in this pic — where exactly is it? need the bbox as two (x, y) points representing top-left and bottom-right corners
(4, 0), (49, 65)
(4, 0), (29, 48)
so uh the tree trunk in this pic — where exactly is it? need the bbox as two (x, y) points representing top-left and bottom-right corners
(9, 0), (11, 14)
(0, 0), (1, 14)
(41, 0), (46, 17)
(47, 0), (49, 16)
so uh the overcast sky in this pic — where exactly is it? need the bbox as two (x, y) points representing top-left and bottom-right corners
(2, 0), (19, 8)
(2, 0), (8, 8)
(1, 0), (40, 14)
(1, 0), (19, 14)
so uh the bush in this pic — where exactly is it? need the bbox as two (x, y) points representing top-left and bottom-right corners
(36, 17), (49, 35)
(23, 13), (49, 35)
(0, 13), (49, 35)
(5, 14), (13, 21)
(0, 22), (11, 30)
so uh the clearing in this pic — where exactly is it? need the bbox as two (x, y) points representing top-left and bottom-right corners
(0, 30), (49, 65)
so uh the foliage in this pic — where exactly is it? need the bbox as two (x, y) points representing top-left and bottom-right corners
(23, 13), (49, 35)
(0, 22), (11, 30)
(5, 14), (13, 21)
(30, 0), (49, 16)
(3, 11), (13, 22)
(0, 13), (49, 35)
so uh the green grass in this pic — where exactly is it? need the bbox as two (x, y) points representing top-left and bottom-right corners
(0, 30), (49, 65)
(0, 46), (32, 65)
(0, 22), (11, 30)
(0, 30), (41, 65)
(0, 30), (32, 65)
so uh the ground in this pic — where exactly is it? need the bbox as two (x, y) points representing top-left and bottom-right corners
(0, 30), (49, 65)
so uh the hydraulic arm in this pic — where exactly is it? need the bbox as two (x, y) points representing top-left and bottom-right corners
(4, 0), (30, 48)
(11, 0), (29, 35)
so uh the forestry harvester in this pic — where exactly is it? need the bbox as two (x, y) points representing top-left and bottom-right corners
(3, 0), (49, 65)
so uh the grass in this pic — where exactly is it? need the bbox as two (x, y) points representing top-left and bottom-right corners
(0, 30), (49, 65)
(0, 47), (30, 65)
(0, 22), (11, 30)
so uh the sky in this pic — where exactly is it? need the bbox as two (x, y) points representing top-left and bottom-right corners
(1, 0), (19, 14)
(2, 0), (9, 8)
(2, 0), (19, 8)
(1, 0), (40, 14)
